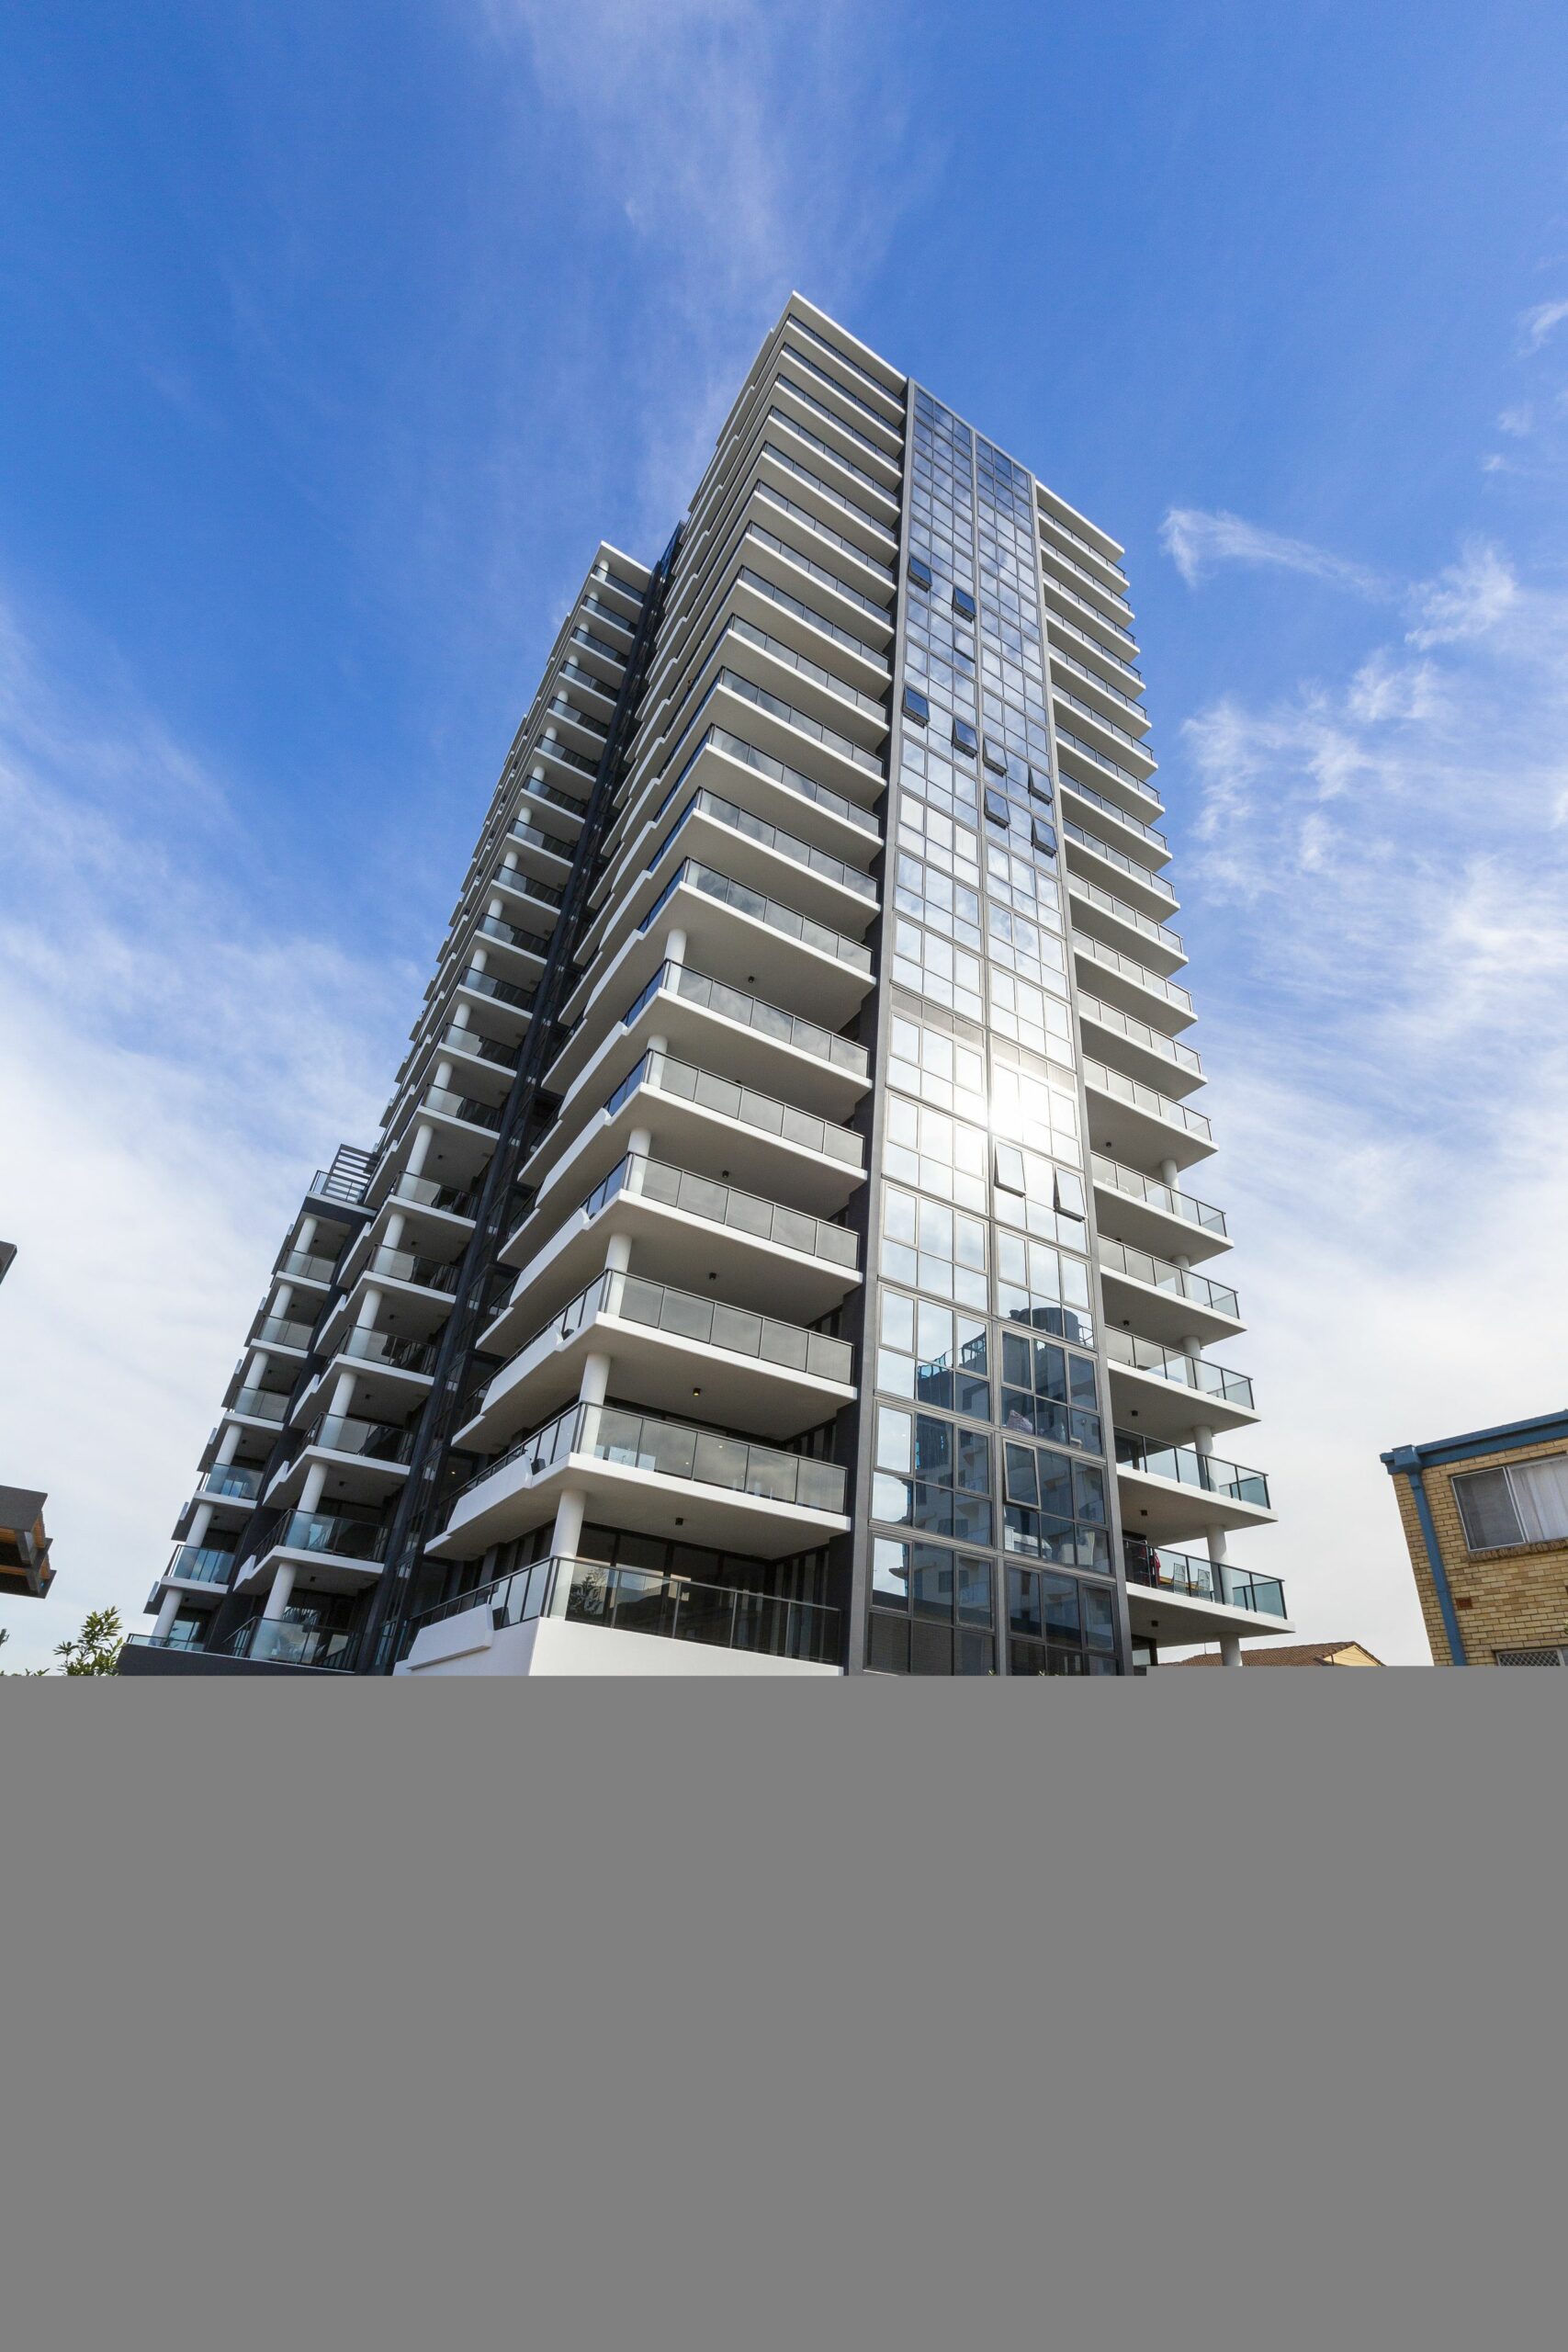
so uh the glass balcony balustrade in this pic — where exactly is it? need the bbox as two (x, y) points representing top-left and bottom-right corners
(722, 613), (886, 720)
(223, 1619), (358, 1669)
(637, 860), (873, 977)
(450, 966), (536, 1018)
(252, 1314), (313, 1350)
(1049, 681), (1156, 772)
(165, 1544), (236, 1586)
(733, 560), (888, 672)
(1096, 1235), (1238, 1319)
(1083, 1057), (1212, 1143)
(1063, 818), (1175, 900)
(203, 1463), (265, 1502)
(747, 512), (890, 623)
(482, 1267), (852, 1407)
(448, 1402), (848, 1521)
(655, 785), (877, 901)
(578, 1153), (859, 1271)
(1091, 1154), (1227, 1237)
(277, 1248), (337, 1284)
(752, 479), (895, 589)
(604, 1050), (864, 1170)
(1122, 1541), (1218, 1601)
(1115, 1430), (1270, 1510)
(248, 1509), (389, 1565)
(1074, 933), (1193, 1017)
(309, 1414), (416, 1465)
(709, 663), (883, 777)
(366, 1243), (462, 1293)
(1077, 994), (1201, 1078)
(761, 434), (897, 560)
(622, 961), (870, 1080)
(1049, 643), (1147, 718)
(1068, 872), (1182, 956)
(491, 857), (566, 909)
(1056, 754), (1168, 847)
(1102, 1328), (1254, 1410)
(332, 1328), (438, 1376)
(228, 1388), (289, 1426)
(400, 1555), (839, 1667)
(474, 911), (551, 961)
(389, 1170), (480, 1218)
(420, 1084), (504, 1134)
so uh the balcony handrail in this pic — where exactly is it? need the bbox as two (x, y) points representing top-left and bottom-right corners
(1102, 1328), (1254, 1410)
(276, 1248), (336, 1284)
(1067, 873), (1182, 956)
(1063, 818), (1177, 900)
(165, 1543), (236, 1586)
(725, 612), (886, 720)
(622, 956), (871, 1086)
(1096, 1233), (1238, 1318)
(1038, 565), (1140, 651)
(1044, 611), (1144, 688)
(473, 910), (551, 961)
(1056, 749), (1168, 847)
(1084, 1056), (1212, 1142)
(447, 1401), (849, 1521)
(1115, 1430), (1270, 1509)
(252, 1314), (313, 1350)
(1049, 681), (1156, 773)
(1038, 534), (1135, 619)
(764, 417), (897, 536)
(1074, 933), (1193, 1016)
(400, 1553), (840, 1666)
(746, 515), (889, 624)
(752, 479), (895, 590)
(1091, 1152), (1226, 1236)
(637, 856), (873, 974)
(1077, 992), (1201, 1078)
(1049, 647), (1150, 727)
(602, 1046), (865, 1173)
(507, 1152), (860, 1274)
(231, 1387), (290, 1423)
(1037, 503), (1129, 583)
(733, 559), (889, 672)
(657, 785), (876, 902)
(483, 1267), (853, 1407)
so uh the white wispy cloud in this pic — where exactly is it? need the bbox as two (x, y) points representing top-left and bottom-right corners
(1518, 296), (1568, 352)
(0, 595), (407, 1669)
(1165, 495), (1568, 1660)
(474, 0), (910, 540)
(1160, 507), (1389, 597)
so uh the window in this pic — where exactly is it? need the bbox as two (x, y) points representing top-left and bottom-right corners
(908, 556), (934, 591)
(869, 1540), (995, 1675)
(983, 738), (1008, 775)
(874, 1407), (993, 1546)
(1002, 1444), (1110, 1571)
(952, 718), (978, 756)
(884, 1092), (988, 1212)
(994, 1227), (1094, 1348)
(984, 786), (1011, 829)
(879, 1291), (990, 1417)
(888, 1012), (987, 1124)
(1031, 819), (1057, 858)
(953, 586), (977, 620)
(991, 1143), (1086, 1246)
(1000, 1329), (1101, 1454)
(891, 916), (984, 1025)
(881, 1184), (988, 1310)
(1008, 1566), (1118, 1675)
(902, 685), (930, 725)
(1453, 1454), (1568, 1551)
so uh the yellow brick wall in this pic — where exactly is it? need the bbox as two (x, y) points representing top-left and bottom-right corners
(1392, 1438), (1568, 1666)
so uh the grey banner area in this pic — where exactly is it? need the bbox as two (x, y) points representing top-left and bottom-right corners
(0, 1679), (1560, 2352)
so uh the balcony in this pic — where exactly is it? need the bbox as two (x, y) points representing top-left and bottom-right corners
(225, 1386), (290, 1427)
(567, 1046), (866, 1221)
(162, 1543), (236, 1588)
(1048, 644), (1149, 729)
(498, 1153), (860, 1339)
(1077, 994), (1203, 1096)
(547, 958), (872, 1181)
(1050, 681), (1157, 783)
(742, 511), (897, 644)
(1067, 873), (1186, 975)
(1115, 1430), (1274, 1544)
(1102, 1329), (1257, 1441)
(1063, 819), (1176, 922)
(729, 558), (890, 693)
(720, 610), (887, 738)
(1097, 1232), (1241, 1348)
(750, 481), (897, 617)
(1121, 1541), (1291, 1647)
(250, 1313), (313, 1355)
(607, 782), (877, 958)
(398, 1555), (840, 1676)
(1073, 933), (1194, 1032)
(197, 1462), (265, 1507)
(463, 1265), (854, 1450)
(1044, 608), (1145, 692)
(234, 1508), (389, 1591)
(221, 1619), (359, 1671)
(1090, 1152), (1230, 1264)
(1056, 755), (1168, 864)
(432, 1401), (851, 1562)
(276, 1247), (337, 1288)
(1084, 1057), (1214, 1173)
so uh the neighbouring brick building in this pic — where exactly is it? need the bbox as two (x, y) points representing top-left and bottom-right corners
(1383, 1411), (1568, 1666)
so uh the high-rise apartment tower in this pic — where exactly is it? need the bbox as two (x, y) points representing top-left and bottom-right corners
(122, 299), (1287, 1679)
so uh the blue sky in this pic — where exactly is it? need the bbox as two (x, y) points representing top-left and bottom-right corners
(5, 0), (1568, 1664)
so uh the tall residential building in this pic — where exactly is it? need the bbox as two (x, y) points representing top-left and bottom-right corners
(1385, 1411), (1568, 1666)
(121, 297), (1285, 1680)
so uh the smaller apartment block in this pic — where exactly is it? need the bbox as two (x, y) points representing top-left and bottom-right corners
(1384, 1410), (1568, 1665)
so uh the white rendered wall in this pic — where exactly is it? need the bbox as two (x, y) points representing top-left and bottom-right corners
(398, 1610), (840, 1678)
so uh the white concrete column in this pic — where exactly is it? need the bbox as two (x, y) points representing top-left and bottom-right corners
(604, 1232), (633, 1276)
(186, 1505), (216, 1549)
(215, 1423), (243, 1469)
(1219, 1634), (1243, 1668)
(300, 1464), (330, 1515)
(263, 1563), (298, 1622)
(153, 1588), (183, 1639)
(578, 1351), (613, 1408)
(355, 1284), (385, 1332)
(406, 1123), (436, 1181)
(1158, 1158), (1179, 1189)
(327, 1370), (357, 1421)
(626, 1125), (653, 1162)
(548, 1487), (588, 1564)
(296, 1216), (320, 1258)
(434, 1058), (455, 1093)
(664, 926), (688, 975)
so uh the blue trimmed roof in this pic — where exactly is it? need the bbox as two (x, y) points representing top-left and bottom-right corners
(1382, 1409), (1568, 1475)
